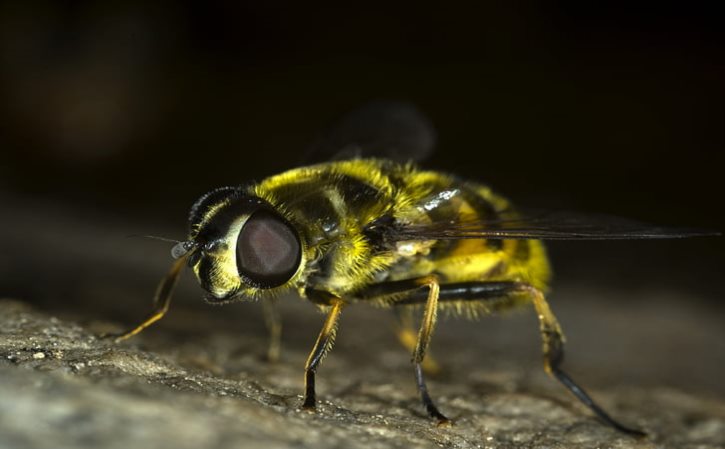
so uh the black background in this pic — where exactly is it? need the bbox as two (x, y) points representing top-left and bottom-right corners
(1, 2), (723, 305)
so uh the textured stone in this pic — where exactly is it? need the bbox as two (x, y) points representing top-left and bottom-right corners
(1, 297), (723, 449)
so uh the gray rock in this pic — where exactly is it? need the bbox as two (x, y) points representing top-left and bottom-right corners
(1, 298), (724, 449)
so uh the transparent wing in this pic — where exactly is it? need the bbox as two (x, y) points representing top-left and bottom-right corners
(303, 101), (436, 164)
(388, 210), (720, 241)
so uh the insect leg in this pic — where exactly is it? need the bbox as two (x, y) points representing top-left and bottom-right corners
(262, 297), (282, 362)
(356, 277), (449, 423)
(381, 280), (645, 435)
(364, 277), (508, 423)
(411, 275), (450, 424)
(394, 308), (441, 375)
(521, 283), (646, 437)
(302, 298), (344, 410)
(109, 253), (189, 342)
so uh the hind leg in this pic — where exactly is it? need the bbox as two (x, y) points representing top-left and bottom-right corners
(366, 279), (645, 435)
(521, 283), (645, 436)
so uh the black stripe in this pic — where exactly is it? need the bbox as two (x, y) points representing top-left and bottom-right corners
(459, 184), (504, 251)
(281, 172), (383, 228)
(197, 257), (216, 297)
(333, 173), (382, 206)
(357, 280), (519, 304)
(188, 186), (244, 233)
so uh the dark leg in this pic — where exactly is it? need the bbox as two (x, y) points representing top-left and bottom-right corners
(262, 298), (282, 362)
(302, 299), (344, 409)
(361, 279), (645, 435)
(523, 284), (646, 437)
(107, 252), (190, 342)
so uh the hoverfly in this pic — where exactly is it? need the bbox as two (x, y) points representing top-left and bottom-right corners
(109, 102), (717, 436)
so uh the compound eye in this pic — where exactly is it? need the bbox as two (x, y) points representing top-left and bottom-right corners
(236, 210), (301, 287)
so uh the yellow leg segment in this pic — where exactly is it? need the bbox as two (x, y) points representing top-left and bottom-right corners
(412, 276), (441, 364)
(395, 309), (441, 374)
(411, 275), (450, 425)
(302, 299), (344, 409)
(110, 253), (189, 343)
(523, 284), (565, 375)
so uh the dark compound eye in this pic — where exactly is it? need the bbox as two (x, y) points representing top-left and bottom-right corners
(236, 210), (301, 288)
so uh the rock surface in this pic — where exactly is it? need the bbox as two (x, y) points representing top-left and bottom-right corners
(1, 296), (724, 449)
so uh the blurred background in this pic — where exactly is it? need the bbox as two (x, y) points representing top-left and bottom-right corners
(0, 1), (723, 397)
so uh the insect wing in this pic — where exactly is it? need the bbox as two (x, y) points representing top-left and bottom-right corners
(391, 210), (720, 241)
(303, 101), (437, 164)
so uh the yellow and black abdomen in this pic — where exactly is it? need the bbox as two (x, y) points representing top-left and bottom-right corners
(384, 167), (552, 302)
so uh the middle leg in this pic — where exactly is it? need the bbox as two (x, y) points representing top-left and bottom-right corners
(358, 276), (449, 423)
(394, 308), (441, 375)
(411, 275), (449, 424)
(262, 297), (282, 362)
(367, 280), (645, 434)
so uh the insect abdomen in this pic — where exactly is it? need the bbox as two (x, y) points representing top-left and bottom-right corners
(388, 172), (552, 294)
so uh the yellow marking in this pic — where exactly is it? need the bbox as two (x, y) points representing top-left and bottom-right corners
(445, 238), (489, 259)
(434, 252), (503, 282)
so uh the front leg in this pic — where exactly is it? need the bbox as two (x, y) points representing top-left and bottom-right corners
(106, 252), (189, 342)
(302, 296), (345, 409)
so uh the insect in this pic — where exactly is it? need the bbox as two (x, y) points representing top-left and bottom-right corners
(108, 102), (716, 436)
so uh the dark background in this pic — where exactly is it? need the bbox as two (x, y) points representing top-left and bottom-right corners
(0, 3), (723, 315)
